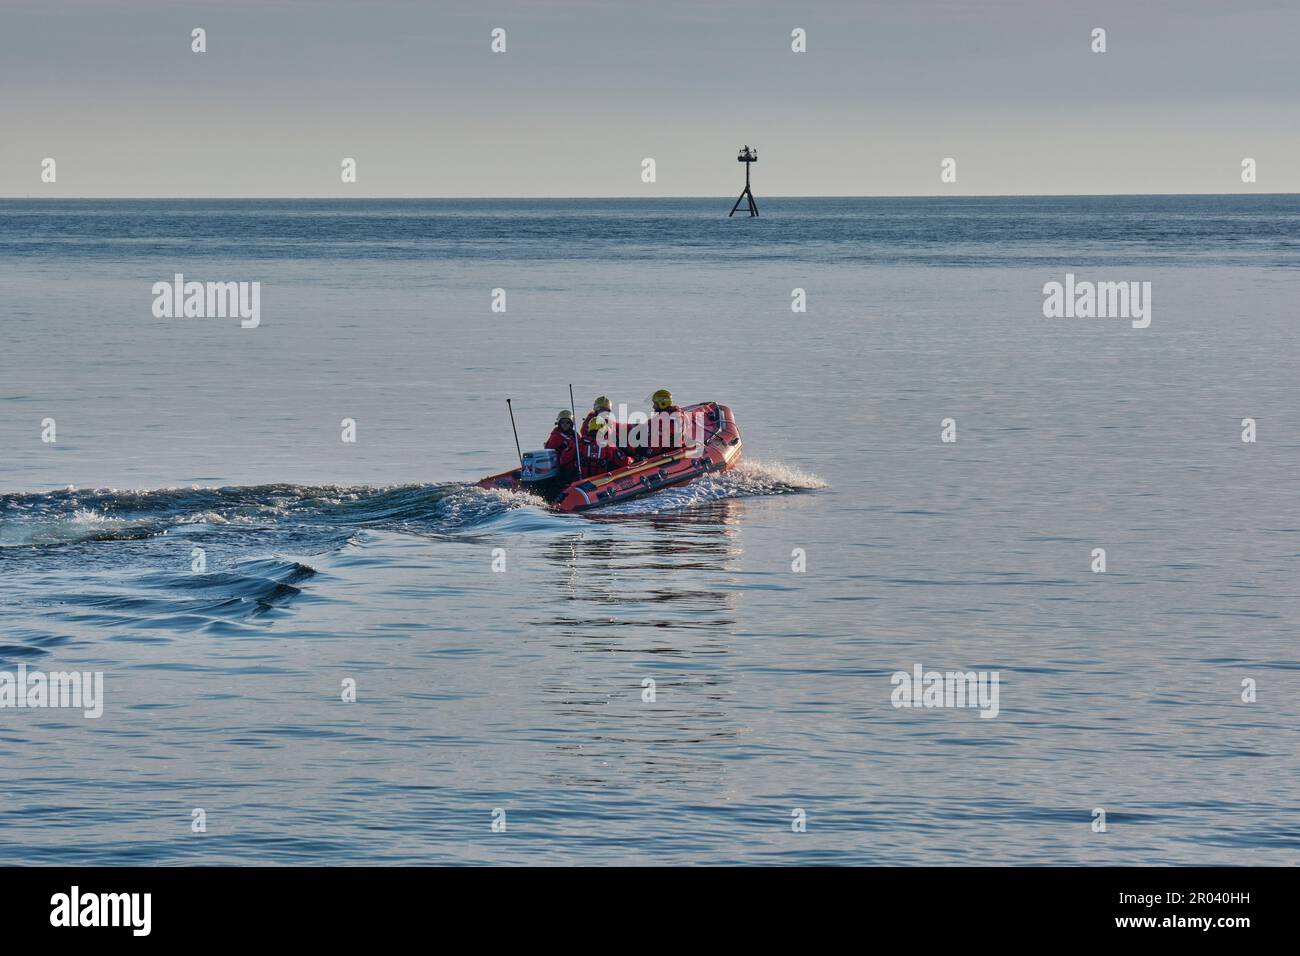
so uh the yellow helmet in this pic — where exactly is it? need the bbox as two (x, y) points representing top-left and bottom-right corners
(556, 409), (574, 424)
(593, 396), (612, 413)
(652, 388), (673, 411)
(587, 415), (608, 433)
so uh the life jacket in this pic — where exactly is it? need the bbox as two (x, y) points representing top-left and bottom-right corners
(544, 427), (577, 469)
(647, 405), (685, 456)
(578, 436), (631, 477)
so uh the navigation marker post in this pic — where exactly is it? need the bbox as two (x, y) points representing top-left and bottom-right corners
(729, 146), (759, 218)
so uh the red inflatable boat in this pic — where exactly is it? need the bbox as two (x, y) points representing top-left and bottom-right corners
(477, 402), (742, 512)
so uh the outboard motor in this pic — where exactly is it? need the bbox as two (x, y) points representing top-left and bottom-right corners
(521, 449), (558, 481)
(519, 449), (567, 500)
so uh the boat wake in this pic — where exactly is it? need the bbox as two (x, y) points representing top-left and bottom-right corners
(0, 464), (822, 657)
(0, 459), (824, 551)
(0, 459), (823, 552)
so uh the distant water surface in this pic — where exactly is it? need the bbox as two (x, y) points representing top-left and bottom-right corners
(1, 197), (1297, 864)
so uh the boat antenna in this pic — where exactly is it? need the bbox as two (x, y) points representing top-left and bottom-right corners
(506, 398), (523, 467)
(568, 384), (582, 474)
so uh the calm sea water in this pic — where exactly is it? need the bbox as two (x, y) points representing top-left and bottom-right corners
(1, 197), (1298, 865)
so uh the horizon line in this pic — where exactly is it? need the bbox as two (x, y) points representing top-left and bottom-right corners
(2, 192), (1295, 201)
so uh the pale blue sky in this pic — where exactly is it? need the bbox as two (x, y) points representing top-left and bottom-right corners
(2, 0), (1298, 196)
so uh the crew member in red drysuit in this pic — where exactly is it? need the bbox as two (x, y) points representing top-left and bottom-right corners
(645, 388), (686, 457)
(544, 410), (578, 480)
(580, 395), (623, 437)
(579, 415), (634, 478)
